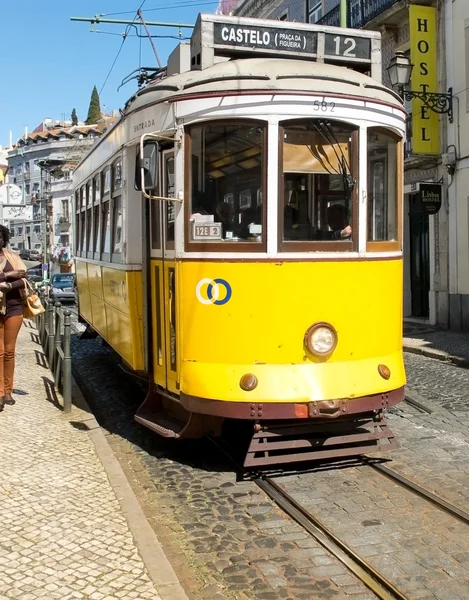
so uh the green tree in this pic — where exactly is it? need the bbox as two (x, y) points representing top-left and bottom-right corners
(71, 108), (78, 126)
(85, 86), (102, 125)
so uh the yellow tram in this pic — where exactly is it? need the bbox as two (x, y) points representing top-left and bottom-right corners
(73, 14), (406, 467)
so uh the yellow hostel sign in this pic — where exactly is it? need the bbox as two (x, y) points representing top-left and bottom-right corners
(409, 5), (439, 155)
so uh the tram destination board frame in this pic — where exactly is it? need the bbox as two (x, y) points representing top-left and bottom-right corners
(191, 14), (382, 80)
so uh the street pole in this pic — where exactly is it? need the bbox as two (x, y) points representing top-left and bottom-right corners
(340, 0), (347, 28)
(40, 168), (48, 278)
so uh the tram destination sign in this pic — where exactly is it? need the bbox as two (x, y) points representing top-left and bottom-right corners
(213, 22), (318, 55)
(212, 22), (372, 62)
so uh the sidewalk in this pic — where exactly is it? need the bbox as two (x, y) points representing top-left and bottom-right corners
(0, 320), (188, 600)
(404, 320), (469, 367)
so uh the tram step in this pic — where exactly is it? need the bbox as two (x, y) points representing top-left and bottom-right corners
(134, 413), (186, 438)
(244, 419), (397, 468)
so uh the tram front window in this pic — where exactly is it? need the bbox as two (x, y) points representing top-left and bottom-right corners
(188, 123), (264, 244)
(280, 120), (357, 247)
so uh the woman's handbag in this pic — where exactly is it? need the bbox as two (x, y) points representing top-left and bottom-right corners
(22, 278), (45, 319)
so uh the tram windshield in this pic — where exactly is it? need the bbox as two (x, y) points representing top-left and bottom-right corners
(280, 120), (357, 247)
(188, 122), (264, 244)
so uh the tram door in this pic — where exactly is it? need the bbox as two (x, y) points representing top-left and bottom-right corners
(151, 150), (178, 394)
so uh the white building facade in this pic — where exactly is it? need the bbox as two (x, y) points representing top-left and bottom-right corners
(6, 120), (105, 261)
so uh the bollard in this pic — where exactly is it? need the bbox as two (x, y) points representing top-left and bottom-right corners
(53, 302), (62, 373)
(62, 310), (72, 413)
(46, 301), (55, 366)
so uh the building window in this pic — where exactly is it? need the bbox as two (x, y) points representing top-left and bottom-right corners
(62, 199), (69, 220)
(25, 183), (30, 195)
(278, 12), (288, 21)
(308, 0), (323, 23)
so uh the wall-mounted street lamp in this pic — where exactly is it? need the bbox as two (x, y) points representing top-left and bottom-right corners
(387, 51), (453, 123)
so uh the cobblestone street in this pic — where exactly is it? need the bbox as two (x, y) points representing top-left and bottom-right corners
(404, 353), (469, 412)
(71, 329), (469, 600)
(0, 320), (175, 600)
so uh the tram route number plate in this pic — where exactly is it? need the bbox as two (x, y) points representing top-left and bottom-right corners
(192, 222), (222, 240)
(324, 34), (371, 61)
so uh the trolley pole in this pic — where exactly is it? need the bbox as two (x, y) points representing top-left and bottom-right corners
(340, 0), (347, 28)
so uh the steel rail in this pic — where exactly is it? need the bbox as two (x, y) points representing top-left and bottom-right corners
(257, 477), (410, 600)
(363, 459), (469, 526)
(404, 396), (433, 414)
(206, 434), (411, 599)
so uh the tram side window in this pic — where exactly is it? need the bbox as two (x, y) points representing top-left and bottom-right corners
(102, 201), (111, 254)
(367, 129), (399, 242)
(86, 207), (92, 252)
(112, 196), (123, 254)
(188, 123), (264, 244)
(93, 205), (101, 253)
(81, 211), (86, 252)
(280, 120), (356, 245)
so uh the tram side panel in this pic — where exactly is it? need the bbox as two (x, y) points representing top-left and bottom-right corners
(179, 259), (405, 405)
(76, 259), (145, 371)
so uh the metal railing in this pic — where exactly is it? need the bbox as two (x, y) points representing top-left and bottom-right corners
(36, 296), (72, 413)
(317, 0), (402, 29)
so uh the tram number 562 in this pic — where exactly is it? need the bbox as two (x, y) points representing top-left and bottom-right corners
(313, 100), (335, 112)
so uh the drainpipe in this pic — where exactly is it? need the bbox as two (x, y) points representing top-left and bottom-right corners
(446, 0), (457, 303)
(340, 0), (347, 27)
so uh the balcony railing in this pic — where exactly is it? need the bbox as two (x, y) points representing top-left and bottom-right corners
(317, 5), (339, 27)
(317, 0), (402, 29)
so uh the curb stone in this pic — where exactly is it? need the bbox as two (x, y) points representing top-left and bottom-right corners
(403, 344), (469, 369)
(70, 377), (190, 600)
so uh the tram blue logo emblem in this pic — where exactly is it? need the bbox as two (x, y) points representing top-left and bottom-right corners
(196, 278), (232, 306)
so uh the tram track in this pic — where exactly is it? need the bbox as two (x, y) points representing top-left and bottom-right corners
(361, 457), (469, 526)
(207, 434), (410, 599)
(256, 476), (410, 600)
(207, 429), (469, 600)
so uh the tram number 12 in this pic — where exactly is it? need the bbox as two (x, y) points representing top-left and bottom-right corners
(312, 100), (335, 112)
(333, 36), (356, 58)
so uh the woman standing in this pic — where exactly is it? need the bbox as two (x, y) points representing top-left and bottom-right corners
(0, 226), (27, 411)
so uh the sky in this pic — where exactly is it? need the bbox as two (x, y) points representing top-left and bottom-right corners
(0, 0), (221, 147)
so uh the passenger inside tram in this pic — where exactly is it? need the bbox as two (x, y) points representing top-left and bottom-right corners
(326, 204), (352, 239)
(282, 120), (355, 244)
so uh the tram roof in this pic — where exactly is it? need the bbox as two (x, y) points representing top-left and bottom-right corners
(124, 56), (403, 114)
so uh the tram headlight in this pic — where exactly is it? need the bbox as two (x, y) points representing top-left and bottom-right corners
(304, 323), (337, 357)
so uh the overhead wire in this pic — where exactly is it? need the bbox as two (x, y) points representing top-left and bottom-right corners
(98, 0), (148, 96)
